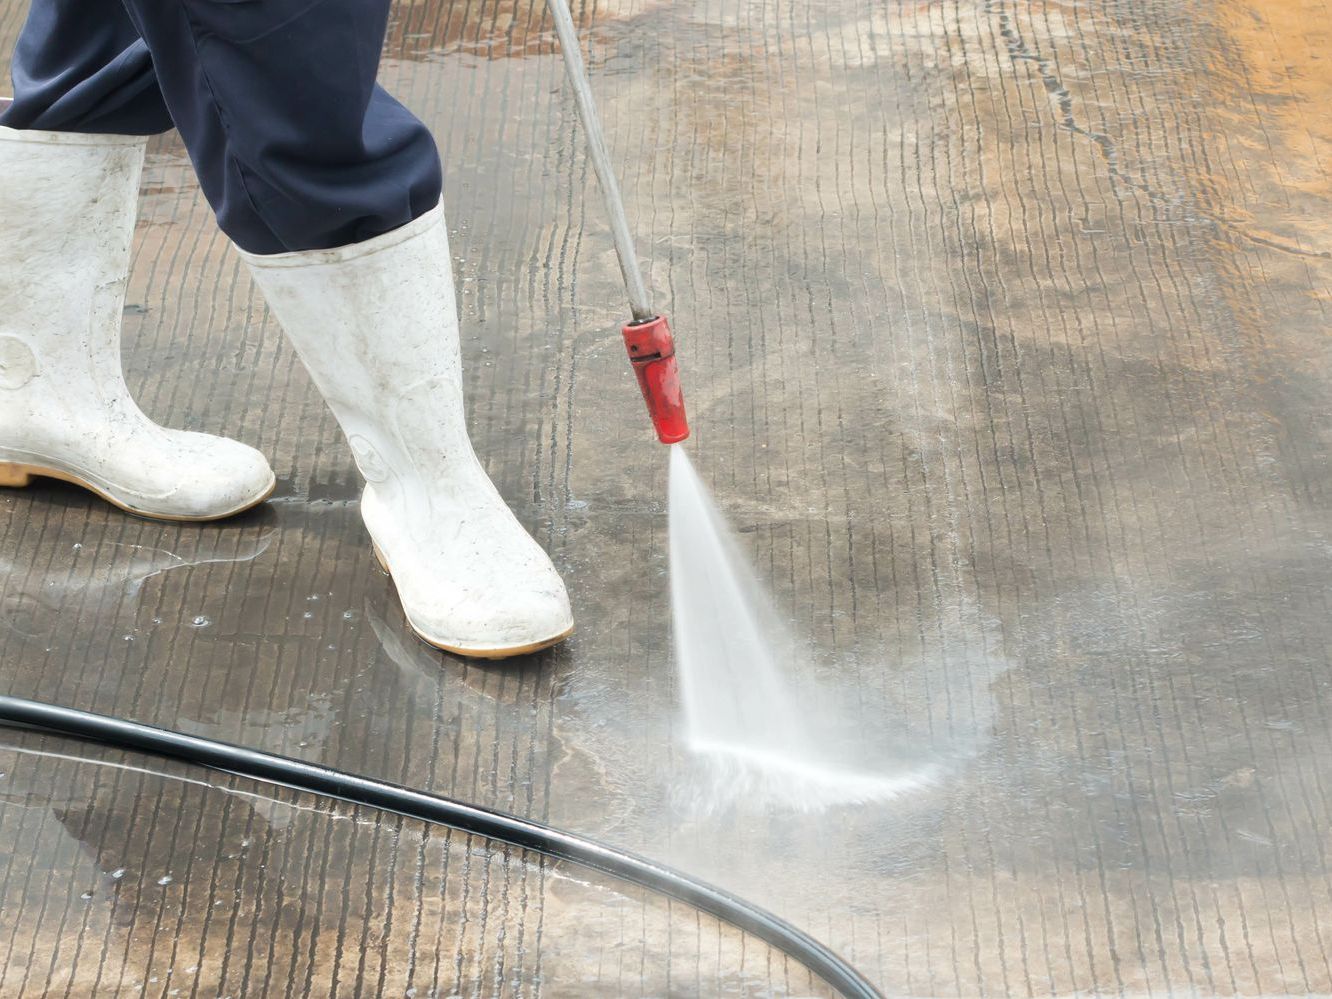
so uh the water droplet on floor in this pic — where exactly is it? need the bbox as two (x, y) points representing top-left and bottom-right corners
(190, 616), (210, 628)
(156, 875), (173, 886)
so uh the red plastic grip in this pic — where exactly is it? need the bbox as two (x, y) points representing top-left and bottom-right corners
(622, 315), (690, 444)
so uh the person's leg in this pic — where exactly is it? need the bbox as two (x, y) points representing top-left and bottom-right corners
(116, 0), (442, 254)
(147, 0), (572, 655)
(0, 1), (275, 521)
(241, 206), (576, 658)
(1, 0), (172, 134)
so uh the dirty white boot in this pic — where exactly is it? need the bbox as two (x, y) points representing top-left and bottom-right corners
(239, 202), (574, 658)
(0, 126), (275, 520)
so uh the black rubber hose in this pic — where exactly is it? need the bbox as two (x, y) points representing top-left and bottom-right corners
(0, 695), (882, 999)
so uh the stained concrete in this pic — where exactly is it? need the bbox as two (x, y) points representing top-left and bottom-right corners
(2, 0), (1331, 995)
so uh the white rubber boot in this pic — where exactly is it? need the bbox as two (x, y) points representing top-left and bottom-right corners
(0, 126), (275, 521)
(239, 202), (574, 658)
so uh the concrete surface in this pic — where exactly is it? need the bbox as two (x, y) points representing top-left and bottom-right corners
(1, 0), (1331, 995)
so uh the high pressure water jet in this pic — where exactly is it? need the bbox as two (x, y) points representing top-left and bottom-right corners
(669, 445), (942, 809)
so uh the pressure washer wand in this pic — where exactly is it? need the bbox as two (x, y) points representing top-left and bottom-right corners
(545, 0), (689, 444)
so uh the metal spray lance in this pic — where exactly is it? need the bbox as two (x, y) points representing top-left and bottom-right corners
(545, 0), (690, 445)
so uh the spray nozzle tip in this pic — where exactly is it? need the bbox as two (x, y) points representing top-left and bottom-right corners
(623, 315), (689, 444)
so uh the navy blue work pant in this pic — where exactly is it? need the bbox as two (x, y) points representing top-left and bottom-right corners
(1, 0), (443, 254)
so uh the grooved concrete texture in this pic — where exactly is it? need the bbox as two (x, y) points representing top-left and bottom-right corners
(1, 0), (1331, 995)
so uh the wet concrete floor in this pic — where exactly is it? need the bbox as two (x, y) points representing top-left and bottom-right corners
(2, 0), (1332, 995)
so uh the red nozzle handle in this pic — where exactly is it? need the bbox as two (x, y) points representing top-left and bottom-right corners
(622, 315), (689, 444)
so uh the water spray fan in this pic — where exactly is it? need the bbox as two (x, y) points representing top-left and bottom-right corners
(546, 0), (689, 445)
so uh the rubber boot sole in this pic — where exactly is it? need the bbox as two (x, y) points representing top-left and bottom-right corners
(371, 542), (573, 659)
(0, 461), (276, 523)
